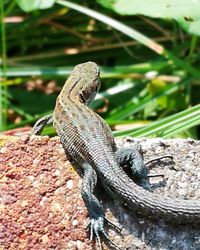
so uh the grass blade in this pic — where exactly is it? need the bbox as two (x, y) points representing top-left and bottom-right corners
(113, 104), (200, 137)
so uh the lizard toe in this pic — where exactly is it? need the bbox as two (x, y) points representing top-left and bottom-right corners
(89, 217), (123, 250)
(89, 217), (104, 249)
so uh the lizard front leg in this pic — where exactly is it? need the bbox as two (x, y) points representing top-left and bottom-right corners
(81, 162), (121, 250)
(81, 162), (107, 250)
(32, 114), (53, 135)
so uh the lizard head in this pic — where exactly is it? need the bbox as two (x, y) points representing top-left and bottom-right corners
(61, 62), (101, 106)
(75, 61), (101, 106)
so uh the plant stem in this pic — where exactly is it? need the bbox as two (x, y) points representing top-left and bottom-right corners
(0, 0), (7, 131)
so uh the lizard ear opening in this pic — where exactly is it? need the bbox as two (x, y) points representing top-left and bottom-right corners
(79, 93), (86, 104)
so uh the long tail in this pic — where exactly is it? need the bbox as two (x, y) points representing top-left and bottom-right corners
(106, 167), (200, 222)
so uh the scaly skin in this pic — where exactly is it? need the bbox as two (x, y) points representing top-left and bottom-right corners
(32, 62), (200, 249)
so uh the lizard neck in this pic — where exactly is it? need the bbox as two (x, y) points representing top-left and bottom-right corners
(59, 85), (80, 105)
(59, 78), (99, 107)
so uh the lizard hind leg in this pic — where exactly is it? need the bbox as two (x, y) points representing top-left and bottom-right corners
(115, 147), (169, 188)
(115, 147), (148, 180)
(81, 163), (122, 250)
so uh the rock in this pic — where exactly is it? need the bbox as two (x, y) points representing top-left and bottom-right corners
(1, 135), (200, 249)
(0, 135), (92, 250)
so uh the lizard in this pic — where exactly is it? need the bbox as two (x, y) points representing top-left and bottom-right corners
(32, 61), (200, 249)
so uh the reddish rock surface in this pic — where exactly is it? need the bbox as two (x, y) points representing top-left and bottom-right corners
(0, 135), (93, 250)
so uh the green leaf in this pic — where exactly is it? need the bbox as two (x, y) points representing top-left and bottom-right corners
(177, 17), (200, 36)
(97, 0), (200, 36)
(97, 0), (200, 18)
(16, 0), (56, 12)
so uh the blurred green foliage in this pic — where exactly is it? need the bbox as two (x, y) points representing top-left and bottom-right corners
(0, 0), (200, 138)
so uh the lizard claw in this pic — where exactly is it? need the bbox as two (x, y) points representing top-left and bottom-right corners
(105, 217), (122, 233)
(90, 217), (104, 249)
(88, 217), (123, 250)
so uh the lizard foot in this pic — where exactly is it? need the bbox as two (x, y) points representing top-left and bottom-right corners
(87, 217), (123, 250)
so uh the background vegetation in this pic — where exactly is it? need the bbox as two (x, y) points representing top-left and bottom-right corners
(0, 0), (200, 139)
